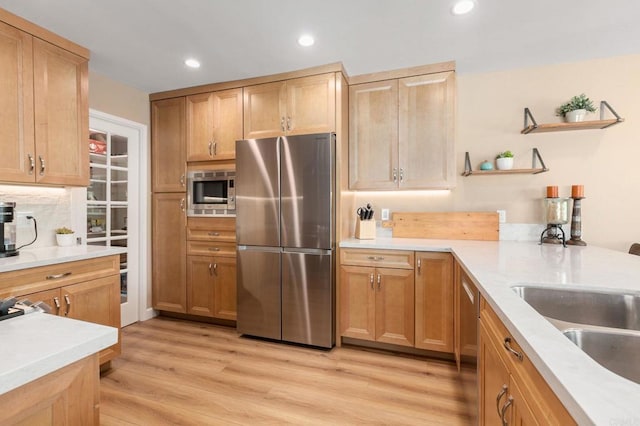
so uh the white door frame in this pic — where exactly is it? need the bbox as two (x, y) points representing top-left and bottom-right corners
(89, 109), (155, 324)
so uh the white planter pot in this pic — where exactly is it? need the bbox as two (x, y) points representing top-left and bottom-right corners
(496, 157), (514, 170)
(56, 233), (76, 247)
(565, 109), (587, 123)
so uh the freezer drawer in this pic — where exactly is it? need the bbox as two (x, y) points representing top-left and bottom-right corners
(237, 246), (281, 340)
(282, 249), (334, 348)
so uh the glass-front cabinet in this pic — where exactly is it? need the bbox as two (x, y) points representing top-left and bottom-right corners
(88, 131), (129, 302)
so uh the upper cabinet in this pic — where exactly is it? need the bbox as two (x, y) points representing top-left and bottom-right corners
(0, 15), (89, 186)
(151, 97), (186, 192)
(186, 88), (243, 161)
(243, 73), (336, 139)
(349, 69), (455, 190)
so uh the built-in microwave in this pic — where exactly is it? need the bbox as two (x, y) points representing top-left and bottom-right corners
(187, 170), (235, 216)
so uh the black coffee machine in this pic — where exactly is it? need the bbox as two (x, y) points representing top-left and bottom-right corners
(1, 201), (19, 257)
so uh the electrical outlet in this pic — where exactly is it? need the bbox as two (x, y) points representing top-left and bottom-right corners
(381, 208), (390, 221)
(497, 210), (506, 223)
(16, 212), (34, 228)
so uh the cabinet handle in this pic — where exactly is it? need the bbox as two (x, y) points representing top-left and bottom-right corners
(208, 263), (214, 276)
(503, 337), (524, 361)
(377, 274), (381, 290)
(213, 263), (217, 273)
(281, 117), (285, 132)
(27, 154), (35, 174)
(64, 295), (71, 316)
(53, 296), (61, 313)
(213, 141), (217, 156)
(417, 258), (422, 273)
(208, 247), (220, 251)
(208, 141), (213, 156)
(46, 272), (72, 280)
(39, 155), (45, 176)
(496, 384), (508, 419)
(286, 116), (291, 131)
(366, 256), (385, 261)
(180, 198), (185, 212)
(180, 174), (185, 186)
(369, 273), (374, 289)
(500, 396), (514, 426)
(392, 168), (398, 183)
(208, 232), (220, 236)
(399, 168), (404, 183)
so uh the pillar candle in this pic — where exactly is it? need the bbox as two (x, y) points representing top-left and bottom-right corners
(546, 186), (558, 198)
(571, 185), (584, 198)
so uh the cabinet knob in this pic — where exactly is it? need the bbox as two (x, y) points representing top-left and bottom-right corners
(180, 198), (185, 212)
(53, 296), (61, 313)
(399, 168), (404, 183)
(208, 141), (213, 156)
(369, 273), (374, 289)
(39, 155), (45, 176)
(496, 384), (508, 419)
(503, 337), (524, 361)
(280, 117), (285, 132)
(64, 295), (71, 316)
(27, 154), (35, 175)
(500, 396), (513, 426)
(208, 247), (220, 251)
(392, 168), (398, 183)
(377, 274), (381, 290)
(417, 258), (422, 272)
(286, 116), (291, 131)
(208, 232), (220, 236)
(46, 272), (72, 280)
(180, 174), (185, 186)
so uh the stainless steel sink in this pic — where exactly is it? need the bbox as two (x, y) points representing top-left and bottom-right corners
(512, 284), (640, 384)
(511, 285), (640, 331)
(563, 328), (640, 385)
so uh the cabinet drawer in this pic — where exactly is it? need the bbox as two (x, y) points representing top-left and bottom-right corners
(0, 255), (120, 298)
(187, 241), (236, 257)
(187, 217), (236, 242)
(340, 249), (414, 269)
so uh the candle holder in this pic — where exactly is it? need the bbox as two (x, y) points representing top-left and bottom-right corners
(567, 196), (587, 246)
(540, 197), (570, 247)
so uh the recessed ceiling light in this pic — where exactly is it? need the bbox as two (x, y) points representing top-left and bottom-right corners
(298, 34), (315, 47)
(185, 58), (201, 69)
(451, 0), (475, 15)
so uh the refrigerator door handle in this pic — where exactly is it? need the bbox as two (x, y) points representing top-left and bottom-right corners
(282, 248), (331, 255)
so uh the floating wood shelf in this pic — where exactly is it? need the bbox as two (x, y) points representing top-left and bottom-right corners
(462, 148), (548, 177)
(521, 101), (624, 134)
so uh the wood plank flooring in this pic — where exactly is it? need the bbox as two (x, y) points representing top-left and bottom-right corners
(100, 317), (476, 425)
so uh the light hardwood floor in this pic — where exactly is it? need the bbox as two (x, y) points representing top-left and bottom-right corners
(100, 317), (476, 425)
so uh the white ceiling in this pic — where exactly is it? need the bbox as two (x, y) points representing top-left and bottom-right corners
(1, 0), (639, 94)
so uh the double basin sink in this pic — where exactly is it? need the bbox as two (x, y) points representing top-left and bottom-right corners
(512, 285), (640, 385)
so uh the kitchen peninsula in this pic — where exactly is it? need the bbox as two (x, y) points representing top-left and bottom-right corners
(340, 237), (640, 425)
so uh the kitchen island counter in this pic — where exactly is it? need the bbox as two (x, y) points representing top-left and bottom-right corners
(340, 238), (640, 425)
(0, 245), (126, 273)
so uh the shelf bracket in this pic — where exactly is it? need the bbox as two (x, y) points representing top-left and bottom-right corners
(523, 108), (538, 134)
(531, 148), (548, 173)
(463, 152), (472, 176)
(600, 101), (623, 127)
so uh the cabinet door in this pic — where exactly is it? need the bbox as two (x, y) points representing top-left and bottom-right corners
(415, 252), (454, 352)
(286, 73), (335, 135)
(339, 265), (376, 341)
(375, 267), (414, 347)
(510, 378), (539, 426)
(33, 38), (89, 186)
(151, 97), (186, 192)
(186, 255), (215, 317)
(62, 275), (121, 364)
(152, 193), (187, 313)
(398, 72), (455, 189)
(243, 81), (286, 139)
(186, 92), (214, 161)
(0, 21), (34, 183)
(18, 288), (63, 316)
(349, 80), (398, 190)
(212, 256), (237, 320)
(479, 322), (511, 426)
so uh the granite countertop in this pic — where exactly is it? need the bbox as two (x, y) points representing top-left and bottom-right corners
(0, 245), (127, 273)
(340, 237), (640, 425)
(0, 312), (118, 395)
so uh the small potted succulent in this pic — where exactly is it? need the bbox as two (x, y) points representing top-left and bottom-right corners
(495, 151), (514, 170)
(55, 227), (76, 247)
(556, 93), (597, 123)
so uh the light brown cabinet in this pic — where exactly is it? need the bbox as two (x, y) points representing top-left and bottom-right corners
(414, 252), (453, 352)
(151, 97), (186, 192)
(1, 255), (121, 365)
(349, 71), (455, 190)
(0, 18), (88, 186)
(152, 193), (187, 313)
(186, 88), (242, 161)
(243, 73), (336, 139)
(186, 217), (237, 320)
(340, 250), (415, 347)
(479, 298), (575, 425)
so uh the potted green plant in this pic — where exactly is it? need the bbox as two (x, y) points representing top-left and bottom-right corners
(495, 151), (514, 170)
(55, 227), (75, 247)
(556, 93), (597, 123)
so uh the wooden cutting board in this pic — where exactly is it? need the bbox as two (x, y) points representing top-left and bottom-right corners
(382, 212), (499, 241)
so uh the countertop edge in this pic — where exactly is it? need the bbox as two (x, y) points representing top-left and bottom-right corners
(0, 246), (127, 273)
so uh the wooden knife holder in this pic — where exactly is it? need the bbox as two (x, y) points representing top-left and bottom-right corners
(355, 218), (376, 239)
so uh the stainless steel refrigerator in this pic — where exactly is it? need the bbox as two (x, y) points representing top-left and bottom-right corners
(235, 133), (335, 348)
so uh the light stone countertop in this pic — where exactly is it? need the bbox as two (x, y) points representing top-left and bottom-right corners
(340, 237), (640, 426)
(0, 312), (118, 395)
(0, 245), (126, 273)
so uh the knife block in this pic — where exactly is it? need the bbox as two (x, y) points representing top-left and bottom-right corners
(355, 218), (376, 239)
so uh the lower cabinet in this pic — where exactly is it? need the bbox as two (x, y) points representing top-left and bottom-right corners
(187, 255), (237, 320)
(479, 298), (575, 425)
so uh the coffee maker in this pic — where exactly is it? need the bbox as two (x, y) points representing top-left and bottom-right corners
(1, 202), (19, 257)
